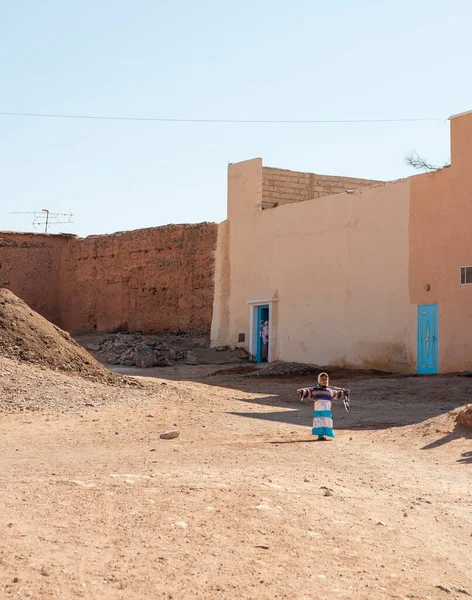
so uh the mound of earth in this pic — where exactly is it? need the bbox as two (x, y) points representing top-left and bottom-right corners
(210, 365), (261, 376)
(244, 360), (391, 380)
(0, 289), (129, 386)
(244, 360), (323, 378)
(0, 357), (145, 412)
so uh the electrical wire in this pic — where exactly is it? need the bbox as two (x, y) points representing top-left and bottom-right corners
(0, 111), (446, 124)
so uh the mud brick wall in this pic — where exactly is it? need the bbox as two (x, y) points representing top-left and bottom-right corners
(0, 223), (218, 334)
(59, 223), (218, 333)
(0, 232), (69, 325)
(262, 167), (381, 209)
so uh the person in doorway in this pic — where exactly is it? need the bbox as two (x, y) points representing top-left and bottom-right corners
(297, 372), (350, 441)
(261, 320), (269, 361)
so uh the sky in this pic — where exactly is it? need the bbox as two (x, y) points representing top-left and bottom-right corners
(1, 0), (471, 237)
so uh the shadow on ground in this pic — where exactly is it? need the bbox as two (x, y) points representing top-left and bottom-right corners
(421, 422), (472, 458)
(457, 450), (472, 464)
(105, 361), (472, 443)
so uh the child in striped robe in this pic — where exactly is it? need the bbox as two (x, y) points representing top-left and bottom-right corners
(297, 372), (350, 441)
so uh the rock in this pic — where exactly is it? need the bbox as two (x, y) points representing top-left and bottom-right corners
(456, 405), (472, 428)
(82, 342), (101, 352)
(119, 348), (135, 366)
(121, 358), (136, 367)
(185, 351), (198, 365)
(155, 341), (170, 350)
(113, 342), (126, 352)
(159, 348), (178, 362)
(104, 352), (121, 365)
(135, 344), (154, 368)
(160, 430), (180, 440)
(153, 350), (172, 367)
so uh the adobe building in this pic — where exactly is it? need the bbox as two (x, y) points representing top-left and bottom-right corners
(211, 110), (472, 374)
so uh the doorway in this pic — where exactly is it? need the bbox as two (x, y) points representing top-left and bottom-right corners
(256, 305), (269, 363)
(417, 304), (438, 374)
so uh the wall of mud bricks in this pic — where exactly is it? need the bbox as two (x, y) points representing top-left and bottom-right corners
(0, 223), (218, 334)
(0, 232), (69, 324)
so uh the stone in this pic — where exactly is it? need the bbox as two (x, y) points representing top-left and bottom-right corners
(119, 349), (136, 366)
(153, 350), (172, 367)
(160, 348), (178, 362)
(135, 344), (154, 368)
(160, 430), (180, 440)
(82, 342), (101, 352)
(104, 352), (121, 365)
(121, 358), (136, 367)
(185, 351), (198, 365)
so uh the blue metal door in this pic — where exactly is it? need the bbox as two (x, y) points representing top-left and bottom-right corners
(256, 305), (269, 363)
(417, 304), (438, 374)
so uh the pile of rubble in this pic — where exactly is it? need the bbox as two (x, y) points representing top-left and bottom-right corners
(97, 334), (185, 367)
(94, 333), (248, 368)
(244, 360), (322, 378)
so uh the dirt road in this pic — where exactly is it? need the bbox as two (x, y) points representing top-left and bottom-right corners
(1, 359), (471, 599)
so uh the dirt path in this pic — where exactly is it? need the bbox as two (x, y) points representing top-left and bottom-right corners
(1, 362), (471, 599)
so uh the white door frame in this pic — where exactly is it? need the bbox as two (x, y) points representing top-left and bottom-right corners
(247, 297), (278, 362)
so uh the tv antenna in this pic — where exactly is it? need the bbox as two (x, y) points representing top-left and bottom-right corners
(10, 209), (74, 233)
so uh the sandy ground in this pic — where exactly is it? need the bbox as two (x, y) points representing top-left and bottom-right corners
(1, 359), (471, 599)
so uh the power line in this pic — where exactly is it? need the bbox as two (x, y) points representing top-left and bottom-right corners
(0, 111), (446, 125)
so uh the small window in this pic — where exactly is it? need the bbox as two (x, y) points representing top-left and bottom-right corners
(460, 266), (472, 285)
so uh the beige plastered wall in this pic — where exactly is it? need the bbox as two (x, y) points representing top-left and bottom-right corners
(211, 158), (415, 372)
(409, 111), (472, 373)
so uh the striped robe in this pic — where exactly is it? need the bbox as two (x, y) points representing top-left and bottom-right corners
(298, 385), (348, 437)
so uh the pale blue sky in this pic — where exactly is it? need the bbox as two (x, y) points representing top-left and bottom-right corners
(1, 0), (471, 236)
